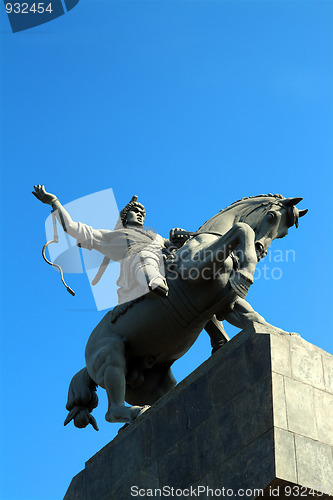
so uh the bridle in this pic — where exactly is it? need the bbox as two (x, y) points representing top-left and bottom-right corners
(239, 201), (278, 232)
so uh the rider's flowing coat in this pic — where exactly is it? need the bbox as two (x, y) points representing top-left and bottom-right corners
(53, 206), (166, 303)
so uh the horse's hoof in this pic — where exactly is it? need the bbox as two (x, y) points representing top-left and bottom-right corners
(282, 330), (301, 337)
(135, 405), (151, 419)
(117, 406), (150, 431)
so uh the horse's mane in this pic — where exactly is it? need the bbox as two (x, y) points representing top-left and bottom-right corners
(197, 193), (286, 231)
(229, 193), (284, 206)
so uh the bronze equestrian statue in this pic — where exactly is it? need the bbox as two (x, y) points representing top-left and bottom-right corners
(33, 186), (307, 430)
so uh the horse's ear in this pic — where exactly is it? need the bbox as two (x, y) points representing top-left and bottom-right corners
(299, 209), (308, 217)
(283, 197), (303, 206)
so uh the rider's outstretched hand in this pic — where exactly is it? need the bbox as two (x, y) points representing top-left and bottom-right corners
(32, 185), (58, 206)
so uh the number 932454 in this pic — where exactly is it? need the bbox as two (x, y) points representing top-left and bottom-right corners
(5, 3), (53, 14)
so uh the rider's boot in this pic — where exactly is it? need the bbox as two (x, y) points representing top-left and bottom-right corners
(148, 275), (169, 297)
(137, 263), (169, 298)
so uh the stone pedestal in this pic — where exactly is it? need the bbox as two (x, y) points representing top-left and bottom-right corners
(64, 324), (333, 499)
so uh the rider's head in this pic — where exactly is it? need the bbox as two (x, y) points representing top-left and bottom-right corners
(125, 205), (145, 227)
(116, 196), (146, 229)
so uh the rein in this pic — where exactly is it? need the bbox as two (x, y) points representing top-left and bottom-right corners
(42, 210), (75, 296)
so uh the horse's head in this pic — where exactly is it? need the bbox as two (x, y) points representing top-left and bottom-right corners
(245, 197), (308, 260)
(197, 194), (308, 261)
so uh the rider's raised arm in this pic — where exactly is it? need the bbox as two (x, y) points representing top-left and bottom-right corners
(51, 199), (106, 251)
(33, 185), (130, 259)
(32, 185), (106, 251)
(51, 199), (78, 234)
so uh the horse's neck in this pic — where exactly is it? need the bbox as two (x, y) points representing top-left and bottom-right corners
(199, 201), (270, 236)
(199, 206), (243, 235)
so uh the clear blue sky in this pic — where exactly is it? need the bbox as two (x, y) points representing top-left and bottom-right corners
(1, 1), (332, 499)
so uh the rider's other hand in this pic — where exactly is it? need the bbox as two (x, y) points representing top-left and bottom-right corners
(170, 228), (184, 242)
(32, 185), (58, 205)
(170, 228), (190, 243)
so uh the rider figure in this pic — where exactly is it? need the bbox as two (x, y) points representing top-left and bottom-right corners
(33, 185), (189, 303)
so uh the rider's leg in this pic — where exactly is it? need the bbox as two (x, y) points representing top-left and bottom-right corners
(135, 253), (169, 297)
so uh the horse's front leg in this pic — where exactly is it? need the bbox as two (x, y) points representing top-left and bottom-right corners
(221, 297), (267, 329)
(221, 297), (294, 335)
(195, 223), (256, 274)
(190, 223), (257, 297)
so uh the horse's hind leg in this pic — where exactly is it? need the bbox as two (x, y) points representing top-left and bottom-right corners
(125, 364), (177, 406)
(89, 335), (146, 424)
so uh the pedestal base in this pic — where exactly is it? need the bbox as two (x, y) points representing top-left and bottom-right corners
(64, 324), (333, 499)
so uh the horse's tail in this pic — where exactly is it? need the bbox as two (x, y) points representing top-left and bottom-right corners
(64, 367), (99, 431)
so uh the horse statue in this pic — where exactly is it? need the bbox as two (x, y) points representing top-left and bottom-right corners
(59, 193), (307, 430)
